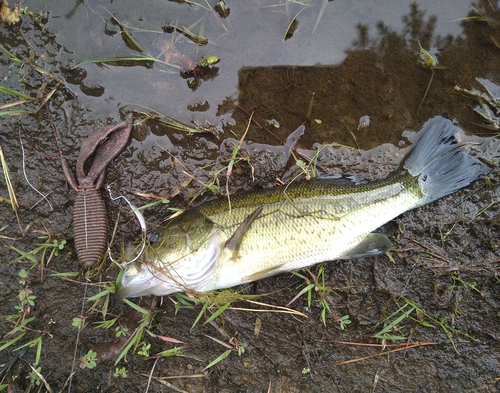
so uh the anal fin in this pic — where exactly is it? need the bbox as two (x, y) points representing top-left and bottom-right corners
(340, 233), (392, 259)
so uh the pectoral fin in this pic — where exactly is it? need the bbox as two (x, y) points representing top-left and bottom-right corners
(225, 206), (263, 251)
(242, 264), (286, 282)
(340, 233), (392, 259)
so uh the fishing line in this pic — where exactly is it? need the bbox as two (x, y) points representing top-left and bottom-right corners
(68, 281), (87, 393)
(19, 133), (53, 211)
(106, 185), (147, 266)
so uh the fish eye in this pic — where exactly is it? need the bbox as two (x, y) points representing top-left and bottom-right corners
(149, 232), (159, 245)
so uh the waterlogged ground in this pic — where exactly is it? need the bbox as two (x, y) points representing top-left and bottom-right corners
(1, 0), (500, 392)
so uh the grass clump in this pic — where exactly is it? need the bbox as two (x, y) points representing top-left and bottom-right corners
(0, 268), (52, 390)
(371, 295), (477, 352)
(289, 265), (350, 329)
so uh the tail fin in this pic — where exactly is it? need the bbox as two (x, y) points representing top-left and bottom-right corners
(403, 116), (489, 205)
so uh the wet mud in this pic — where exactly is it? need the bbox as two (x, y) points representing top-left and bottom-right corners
(1, 1), (500, 392)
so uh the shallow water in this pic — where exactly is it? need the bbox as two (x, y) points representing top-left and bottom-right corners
(1, 1), (500, 392)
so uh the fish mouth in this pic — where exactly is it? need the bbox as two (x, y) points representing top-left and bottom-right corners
(115, 261), (179, 298)
(116, 259), (197, 298)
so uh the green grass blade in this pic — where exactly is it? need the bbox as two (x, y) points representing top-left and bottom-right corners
(74, 55), (155, 68)
(129, 103), (207, 134)
(0, 109), (32, 116)
(204, 302), (230, 325)
(50, 271), (81, 277)
(0, 44), (22, 62)
(203, 349), (231, 371)
(35, 337), (42, 366)
(375, 307), (415, 338)
(179, 26), (208, 45)
(14, 335), (41, 353)
(191, 301), (210, 329)
(0, 86), (33, 100)
(134, 199), (170, 211)
(86, 289), (112, 302)
(121, 298), (150, 315)
(114, 335), (137, 366)
(286, 283), (315, 306)
(111, 16), (148, 53)
(156, 347), (181, 357)
(0, 331), (25, 352)
(114, 318), (149, 365)
(10, 246), (38, 263)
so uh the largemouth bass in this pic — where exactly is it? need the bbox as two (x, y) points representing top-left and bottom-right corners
(117, 116), (489, 298)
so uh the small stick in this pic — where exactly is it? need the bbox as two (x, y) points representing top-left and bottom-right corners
(306, 92), (315, 121)
(30, 190), (54, 210)
(316, 341), (437, 368)
(406, 236), (451, 263)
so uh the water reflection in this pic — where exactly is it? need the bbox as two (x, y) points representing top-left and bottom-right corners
(103, 0), (500, 206)
(1, 1), (483, 125)
(2, 1), (500, 197)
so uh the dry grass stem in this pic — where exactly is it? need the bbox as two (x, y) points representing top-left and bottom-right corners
(0, 143), (21, 231)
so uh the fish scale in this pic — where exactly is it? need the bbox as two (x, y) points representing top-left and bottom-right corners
(117, 116), (490, 298)
(199, 176), (420, 285)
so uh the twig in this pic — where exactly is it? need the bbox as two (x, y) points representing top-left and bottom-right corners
(417, 68), (434, 113)
(145, 357), (159, 393)
(141, 373), (205, 380)
(47, 109), (67, 173)
(30, 190), (54, 210)
(406, 236), (451, 263)
(33, 85), (59, 115)
(241, 299), (307, 318)
(142, 375), (193, 393)
(322, 340), (430, 347)
(28, 364), (54, 393)
(317, 341), (437, 368)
